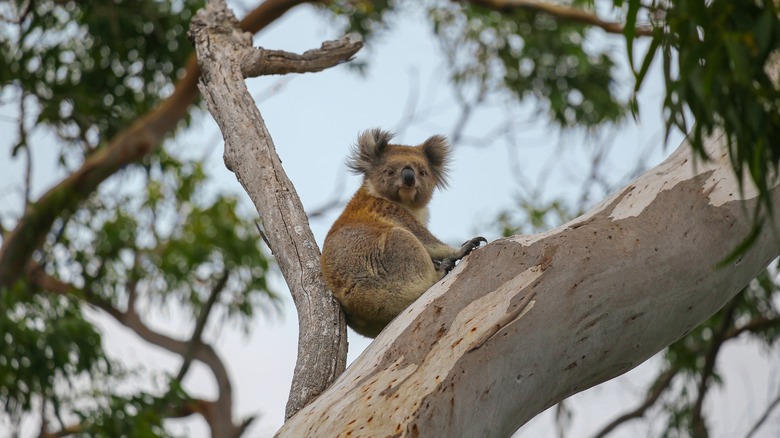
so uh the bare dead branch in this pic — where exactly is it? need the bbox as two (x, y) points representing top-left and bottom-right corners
(464, 0), (654, 37)
(91, 304), (242, 436)
(241, 37), (363, 77)
(189, 0), (350, 419)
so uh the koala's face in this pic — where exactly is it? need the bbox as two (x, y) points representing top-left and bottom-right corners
(348, 129), (451, 208)
(369, 146), (438, 208)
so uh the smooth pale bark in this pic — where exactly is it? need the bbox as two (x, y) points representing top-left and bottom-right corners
(278, 130), (780, 437)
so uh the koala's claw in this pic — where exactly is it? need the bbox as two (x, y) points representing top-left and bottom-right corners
(459, 236), (487, 257)
(436, 237), (487, 276)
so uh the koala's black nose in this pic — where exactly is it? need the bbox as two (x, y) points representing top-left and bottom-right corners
(401, 167), (416, 186)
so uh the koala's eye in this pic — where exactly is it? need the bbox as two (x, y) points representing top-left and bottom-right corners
(419, 169), (428, 177)
(385, 168), (395, 176)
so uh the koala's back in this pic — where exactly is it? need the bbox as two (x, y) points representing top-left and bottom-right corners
(322, 189), (439, 338)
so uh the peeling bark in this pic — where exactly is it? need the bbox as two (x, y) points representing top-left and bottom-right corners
(278, 130), (780, 437)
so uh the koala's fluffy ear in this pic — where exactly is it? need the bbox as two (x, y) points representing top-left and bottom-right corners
(421, 135), (451, 188)
(347, 128), (393, 174)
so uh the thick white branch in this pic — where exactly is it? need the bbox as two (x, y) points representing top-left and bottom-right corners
(278, 130), (780, 437)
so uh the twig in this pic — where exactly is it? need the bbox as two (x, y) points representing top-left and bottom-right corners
(392, 67), (422, 140)
(176, 269), (229, 382)
(555, 400), (570, 438)
(306, 171), (348, 220)
(39, 395), (238, 438)
(18, 91), (32, 209)
(464, 0), (654, 37)
(253, 219), (272, 250)
(691, 295), (742, 437)
(725, 316), (780, 340)
(592, 367), (678, 438)
(745, 388), (780, 438)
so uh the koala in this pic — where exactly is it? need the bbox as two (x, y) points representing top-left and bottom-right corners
(321, 128), (486, 338)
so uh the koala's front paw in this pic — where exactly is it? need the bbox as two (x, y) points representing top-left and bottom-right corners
(458, 236), (487, 258)
(436, 258), (456, 274)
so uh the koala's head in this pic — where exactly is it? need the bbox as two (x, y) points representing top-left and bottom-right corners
(348, 128), (451, 209)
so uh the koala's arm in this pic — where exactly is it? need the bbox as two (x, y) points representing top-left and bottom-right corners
(398, 217), (486, 262)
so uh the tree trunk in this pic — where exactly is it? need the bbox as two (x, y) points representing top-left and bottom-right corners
(189, 0), (362, 421)
(277, 130), (780, 437)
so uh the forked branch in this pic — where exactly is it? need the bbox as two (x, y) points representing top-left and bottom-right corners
(189, 0), (359, 419)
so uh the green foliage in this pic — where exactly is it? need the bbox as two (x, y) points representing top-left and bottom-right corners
(73, 383), (191, 438)
(321, 0), (626, 128)
(322, 0), (395, 40)
(625, 0), (780, 215)
(0, 0), (204, 152)
(0, 147), (276, 432)
(53, 149), (277, 328)
(319, 0), (396, 72)
(659, 266), (780, 437)
(1, 1), (276, 433)
(430, 2), (627, 128)
(0, 284), (108, 422)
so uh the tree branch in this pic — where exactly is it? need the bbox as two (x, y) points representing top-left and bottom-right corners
(592, 367), (678, 438)
(0, 0), (314, 291)
(176, 269), (229, 382)
(40, 423), (82, 438)
(242, 37), (363, 77)
(464, 0), (654, 37)
(724, 315), (780, 340)
(39, 396), (236, 438)
(26, 266), (245, 437)
(278, 130), (780, 436)
(90, 299), (241, 437)
(189, 0), (353, 419)
(745, 388), (780, 438)
(691, 295), (741, 437)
